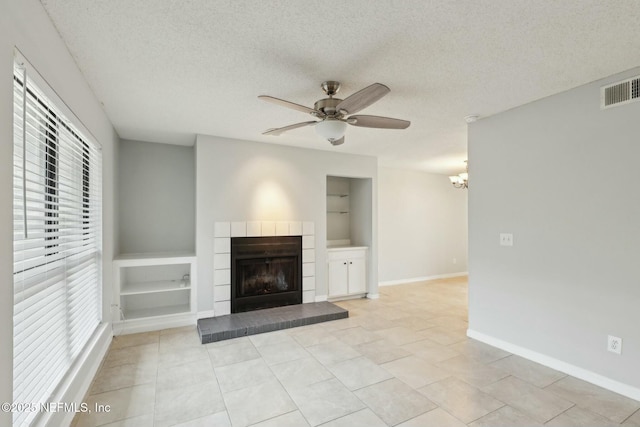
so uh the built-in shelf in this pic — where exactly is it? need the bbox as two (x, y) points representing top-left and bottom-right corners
(120, 280), (191, 296)
(123, 304), (191, 320)
(327, 211), (350, 214)
(113, 253), (197, 334)
(114, 252), (195, 264)
(327, 193), (349, 198)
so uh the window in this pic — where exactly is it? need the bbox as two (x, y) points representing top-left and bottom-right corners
(12, 59), (102, 427)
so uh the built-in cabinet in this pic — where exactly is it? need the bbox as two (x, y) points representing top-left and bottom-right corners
(113, 252), (197, 334)
(326, 175), (372, 300)
(327, 247), (367, 299)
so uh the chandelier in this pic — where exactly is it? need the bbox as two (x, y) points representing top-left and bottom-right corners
(449, 161), (468, 189)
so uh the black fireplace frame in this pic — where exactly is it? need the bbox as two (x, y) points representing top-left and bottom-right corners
(231, 236), (302, 313)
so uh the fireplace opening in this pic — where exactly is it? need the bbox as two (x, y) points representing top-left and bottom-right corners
(231, 236), (302, 313)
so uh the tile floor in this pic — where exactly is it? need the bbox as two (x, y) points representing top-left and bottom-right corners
(72, 277), (640, 427)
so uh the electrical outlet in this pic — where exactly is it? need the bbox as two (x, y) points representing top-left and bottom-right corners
(607, 335), (622, 355)
(500, 233), (514, 246)
(452, 258), (457, 264)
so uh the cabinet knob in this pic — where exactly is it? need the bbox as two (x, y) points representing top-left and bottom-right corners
(349, 262), (353, 264)
(343, 262), (347, 265)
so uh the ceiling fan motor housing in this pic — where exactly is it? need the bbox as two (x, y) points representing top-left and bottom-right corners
(314, 98), (342, 116)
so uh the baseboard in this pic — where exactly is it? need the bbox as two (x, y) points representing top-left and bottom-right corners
(366, 293), (380, 299)
(467, 329), (640, 402)
(43, 323), (112, 427)
(113, 313), (196, 335)
(379, 272), (468, 287)
(198, 310), (216, 320)
(315, 295), (328, 302)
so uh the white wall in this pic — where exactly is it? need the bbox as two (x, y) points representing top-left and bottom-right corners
(118, 139), (195, 254)
(378, 167), (468, 283)
(195, 135), (378, 313)
(0, 1), (118, 425)
(468, 67), (640, 396)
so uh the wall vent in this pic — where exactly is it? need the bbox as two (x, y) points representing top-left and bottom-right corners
(601, 76), (640, 109)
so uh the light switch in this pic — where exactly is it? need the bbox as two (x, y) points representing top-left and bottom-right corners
(500, 233), (513, 246)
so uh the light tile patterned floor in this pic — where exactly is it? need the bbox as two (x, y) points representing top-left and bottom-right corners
(72, 277), (640, 426)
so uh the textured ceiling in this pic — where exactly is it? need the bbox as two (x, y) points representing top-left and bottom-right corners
(40, 0), (640, 174)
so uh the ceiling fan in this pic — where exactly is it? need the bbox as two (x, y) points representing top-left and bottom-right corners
(259, 81), (410, 146)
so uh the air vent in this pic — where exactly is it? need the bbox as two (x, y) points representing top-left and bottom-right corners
(601, 76), (640, 109)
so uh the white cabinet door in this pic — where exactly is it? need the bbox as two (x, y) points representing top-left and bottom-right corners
(328, 259), (349, 297)
(348, 258), (366, 294)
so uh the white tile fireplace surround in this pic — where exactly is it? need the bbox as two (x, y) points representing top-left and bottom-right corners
(213, 221), (316, 316)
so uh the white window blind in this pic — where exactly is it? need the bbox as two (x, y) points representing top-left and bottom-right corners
(13, 60), (102, 427)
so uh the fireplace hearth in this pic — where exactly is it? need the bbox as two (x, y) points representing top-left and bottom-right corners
(231, 236), (302, 313)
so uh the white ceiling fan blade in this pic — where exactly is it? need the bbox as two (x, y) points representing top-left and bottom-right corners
(348, 115), (410, 129)
(262, 121), (318, 136)
(335, 83), (390, 115)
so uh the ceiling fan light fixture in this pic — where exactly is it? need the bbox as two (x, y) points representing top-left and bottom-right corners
(315, 119), (347, 141)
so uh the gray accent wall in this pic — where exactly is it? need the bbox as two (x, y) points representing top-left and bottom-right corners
(468, 67), (640, 390)
(118, 139), (195, 254)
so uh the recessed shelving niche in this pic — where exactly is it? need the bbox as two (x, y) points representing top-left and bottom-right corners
(113, 252), (197, 334)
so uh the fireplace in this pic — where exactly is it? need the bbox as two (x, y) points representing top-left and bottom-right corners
(231, 236), (302, 313)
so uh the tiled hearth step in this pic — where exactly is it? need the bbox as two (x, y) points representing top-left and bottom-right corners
(197, 302), (348, 344)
